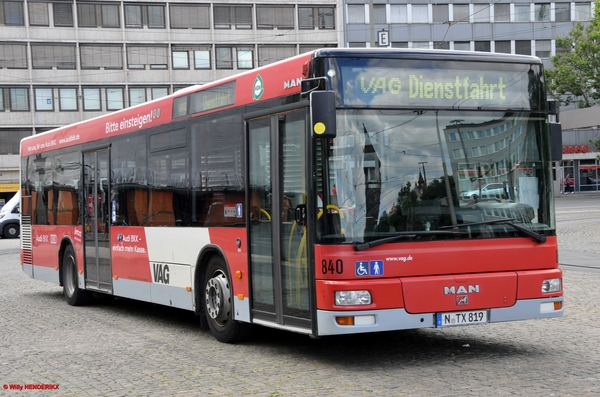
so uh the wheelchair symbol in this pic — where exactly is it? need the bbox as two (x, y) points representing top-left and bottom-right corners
(356, 261), (369, 276)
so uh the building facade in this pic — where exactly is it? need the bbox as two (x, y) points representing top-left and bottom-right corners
(0, 0), (343, 200)
(342, 1), (593, 71)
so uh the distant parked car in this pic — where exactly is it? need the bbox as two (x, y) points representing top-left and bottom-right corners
(462, 183), (507, 201)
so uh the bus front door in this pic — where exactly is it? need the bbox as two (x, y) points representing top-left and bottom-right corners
(83, 148), (112, 293)
(247, 109), (312, 331)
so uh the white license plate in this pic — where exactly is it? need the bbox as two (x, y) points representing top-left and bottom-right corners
(436, 310), (488, 327)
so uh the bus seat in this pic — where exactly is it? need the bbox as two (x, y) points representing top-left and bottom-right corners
(128, 188), (148, 226)
(47, 189), (55, 225)
(57, 190), (79, 225)
(144, 190), (175, 226)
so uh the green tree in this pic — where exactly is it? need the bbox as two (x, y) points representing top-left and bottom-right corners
(546, 2), (600, 108)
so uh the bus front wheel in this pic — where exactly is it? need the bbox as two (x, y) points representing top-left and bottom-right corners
(62, 245), (89, 306)
(203, 256), (250, 343)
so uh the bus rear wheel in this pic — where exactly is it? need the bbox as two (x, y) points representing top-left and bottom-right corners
(62, 245), (89, 306)
(203, 256), (250, 343)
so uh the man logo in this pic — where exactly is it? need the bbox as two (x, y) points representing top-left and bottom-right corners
(456, 295), (468, 306)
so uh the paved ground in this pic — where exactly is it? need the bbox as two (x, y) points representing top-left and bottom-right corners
(0, 193), (599, 396)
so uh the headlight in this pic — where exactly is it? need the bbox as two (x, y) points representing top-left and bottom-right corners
(0, 213), (5, 220)
(542, 278), (561, 293)
(334, 290), (371, 306)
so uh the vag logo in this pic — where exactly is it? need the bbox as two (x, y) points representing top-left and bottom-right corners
(443, 285), (480, 294)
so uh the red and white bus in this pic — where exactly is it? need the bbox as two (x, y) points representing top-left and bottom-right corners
(20, 48), (563, 343)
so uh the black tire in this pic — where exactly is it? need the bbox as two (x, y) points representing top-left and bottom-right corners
(4, 223), (19, 239)
(203, 256), (250, 343)
(62, 245), (90, 306)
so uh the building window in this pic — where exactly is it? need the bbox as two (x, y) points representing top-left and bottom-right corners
(28, 2), (49, 26)
(32, 44), (76, 69)
(348, 42), (366, 48)
(124, 4), (165, 28)
(59, 88), (77, 110)
(475, 41), (491, 52)
(391, 41), (408, 48)
(9, 87), (29, 111)
(555, 2), (571, 21)
(514, 4), (531, 22)
(412, 41), (429, 49)
(433, 5), (448, 24)
(214, 5), (252, 29)
(535, 3), (550, 21)
(126, 45), (167, 69)
(106, 87), (124, 110)
(515, 40), (531, 55)
(237, 48), (253, 69)
(574, 2), (591, 21)
(0, 43), (27, 68)
(373, 4), (386, 24)
(258, 45), (295, 66)
(77, 3), (120, 28)
(194, 48), (211, 69)
(411, 5), (428, 23)
(216, 47), (233, 69)
(34, 87), (53, 111)
(473, 4), (490, 23)
(535, 39), (551, 58)
(151, 87), (168, 99)
(129, 87), (146, 106)
(434, 41), (450, 49)
(494, 4), (510, 22)
(53, 2), (73, 26)
(299, 6), (334, 29)
(452, 4), (469, 23)
(347, 4), (365, 24)
(81, 45), (122, 69)
(256, 6), (294, 29)
(3, 1), (24, 25)
(82, 87), (101, 110)
(0, 129), (29, 154)
(172, 50), (189, 69)
(495, 40), (511, 53)
(454, 41), (470, 51)
(390, 5), (407, 23)
(169, 4), (210, 29)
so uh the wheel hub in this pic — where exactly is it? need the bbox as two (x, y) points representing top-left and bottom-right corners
(205, 273), (231, 324)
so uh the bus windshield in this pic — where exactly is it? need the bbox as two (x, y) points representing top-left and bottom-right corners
(318, 109), (554, 244)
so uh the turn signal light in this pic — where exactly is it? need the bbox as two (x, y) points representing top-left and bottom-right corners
(336, 316), (354, 326)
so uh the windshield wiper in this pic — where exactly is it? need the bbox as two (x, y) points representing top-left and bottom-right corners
(439, 218), (546, 244)
(353, 230), (456, 251)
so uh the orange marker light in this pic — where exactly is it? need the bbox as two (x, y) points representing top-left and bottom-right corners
(335, 316), (354, 326)
(186, 286), (191, 292)
(235, 270), (242, 279)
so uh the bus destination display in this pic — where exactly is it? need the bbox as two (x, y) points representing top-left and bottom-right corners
(341, 65), (535, 110)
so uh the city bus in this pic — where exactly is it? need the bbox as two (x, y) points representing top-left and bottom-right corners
(19, 48), (563, 343)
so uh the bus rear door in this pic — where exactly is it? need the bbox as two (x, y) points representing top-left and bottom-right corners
(83, 148), (113, 293)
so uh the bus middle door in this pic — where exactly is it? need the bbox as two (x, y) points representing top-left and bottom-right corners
(247, 109), (312, 331)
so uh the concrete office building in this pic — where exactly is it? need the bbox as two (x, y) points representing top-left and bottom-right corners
(343, 0), (593, 68)
(0, 0), (343, 200)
